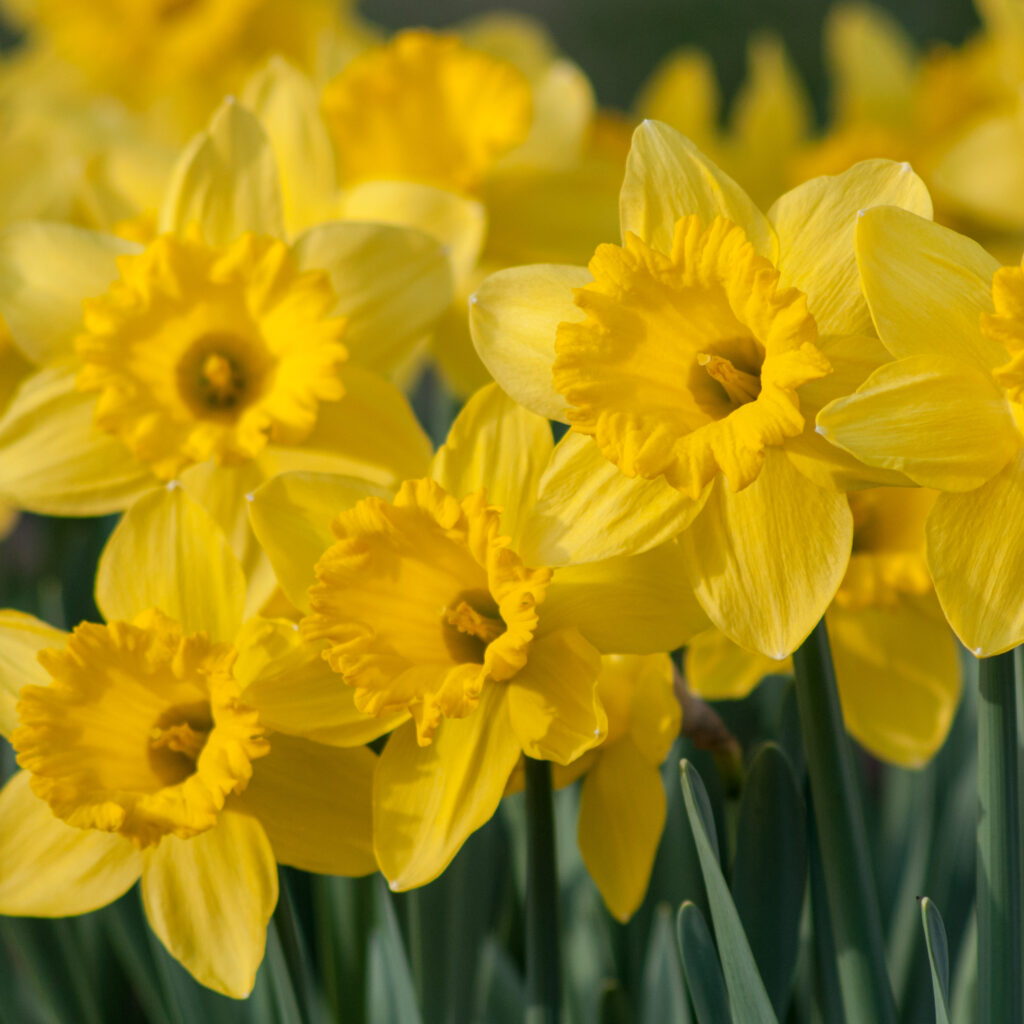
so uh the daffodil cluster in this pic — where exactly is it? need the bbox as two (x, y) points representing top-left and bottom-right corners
(0, 0), (1018, 1006)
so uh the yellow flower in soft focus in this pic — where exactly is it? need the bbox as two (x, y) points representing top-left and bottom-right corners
(0, 97), (451, 609)
(687, 487), (961, 767)
(818, 206), (1024, 655)
(794, 3), (1024, 255)
(0, 486), (383, 997)
(471, 119), (931, 658)
(2, 0), (345, 124)
(319, 18), (622, 395)
(249, 383), (708, 889)
(558, 654), (680, 922)
(323, 30), (532, 195)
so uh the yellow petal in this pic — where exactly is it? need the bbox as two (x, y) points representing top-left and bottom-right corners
(825, 4), (916, 125)
(636, 49), (721, 149)
(260, 366), (433, 487)
(931, 108), (1024, 233)
(619, 120), (777, 260)
(96, 485), (246, 641)
(159, 98), (285, 246)
(685, 628), (787, 699)
(240, 732), (376, 876)
(625, 653), (682, 764)
(0, 365), (155, 515)
(680, 451), (853, 658)
(340, 181), (486, 284)
(142, 809), (277, 998)
(520, 433), (709, 565)
(856, 206), (1004, 370)
(927, 454), (1024, 655)
(0, 611), (67, 738)
(0, 770), (142, 916)
(374, 686), (521, 890)
(785, 333), (913, 491)
(292, 221), (452, 376)
(542, 543), (709, 653)
(816, 355), (1019, 491)
(499, 58), (594, 172)
(469, 262), (591, 421)
(0, 221), (137, 366)
(432, 382), (552, 544)
(827, 602), (960, 767)
(506, 627), (604, 764)
(235, 618), (406, 744)
(768, 160), (931, 336)
(241, 57), (338, 235)
(578, 737), (666, 923)
(248, 471), (387, 613)
(727, 35), (812, 209)
(177, 460), (277, 620)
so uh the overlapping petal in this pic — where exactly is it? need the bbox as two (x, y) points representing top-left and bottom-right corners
(680, 450), (852, 658)
(520, 433), (709, 565)
(0, 771), (142, 917)
(142, 809), (278, 999)
(817, 355), (1019, 491)
(469, 262), (591, 420)
(96, 485), (246, 641)
(374, 685), (521, 891)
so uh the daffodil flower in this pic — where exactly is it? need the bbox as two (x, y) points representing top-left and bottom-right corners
(818, 206), (1024, 655)
(687, 487), (961, 767)
(249, 383), (706, 889)
(471, 119), (931, 658)
(318, 22), (622, 395)
(0, 97), (452, 609)
(0, 485), (383, 997)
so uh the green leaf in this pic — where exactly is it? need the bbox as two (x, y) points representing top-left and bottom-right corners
(731, 742), (806, 1018)
(598, 979), (633, 1024)
(951, 911), (978, 1024)
(920, 898), (951, 1024)
(640, 904), (691, 1024)
(473, 938), (525, 1024)
(676, 901), (730, 1024)
(977, 650), (1023, 1024)
(680, 760), (778, 1024)
(366, 880), (423, 1024)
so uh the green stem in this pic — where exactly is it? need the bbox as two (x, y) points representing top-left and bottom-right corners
(977, 649), (1022, 1024)
(273, 871), (317, 1023)
(792, 618), (896, 1024)
(524, 756), (561, 1024)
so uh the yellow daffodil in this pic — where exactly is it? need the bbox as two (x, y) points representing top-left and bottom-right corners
(319, 19), (621, 395)
(0, 97), (451, 608)
(471, 119), (931, 658)
(818, 206), (1024, 655)
(249, 383), (707, 889)
(0, 485), (383, 997)
(556, 653), (680, 922)
(688, 487), (960, 766)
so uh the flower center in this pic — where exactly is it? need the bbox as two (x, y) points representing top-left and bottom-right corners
(76, 231), (347, 480)
(321, 30), (533, 194)
(178, 333), (265, 419)
(553, 215), (830, 497)
(835, 488), (934, 610)
(13, 609), (268, 847)
(301, 478), (550, 745)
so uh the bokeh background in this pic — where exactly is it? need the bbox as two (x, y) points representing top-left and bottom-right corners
(363, 0), (979, 113)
